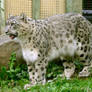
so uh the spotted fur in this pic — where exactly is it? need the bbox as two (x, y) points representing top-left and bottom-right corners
(5, 13), (92, 89)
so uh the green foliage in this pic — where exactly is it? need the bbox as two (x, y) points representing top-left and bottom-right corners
(29, 77), (92, 92)
(74, 59), (83, 72)
(0, 52), (28, 80)
(46, 60), (63, 80)
(0, 66), (7, 80)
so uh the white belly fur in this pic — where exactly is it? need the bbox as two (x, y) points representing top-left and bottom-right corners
(48, 40), (80, 61)
(22, 49), (38, 63)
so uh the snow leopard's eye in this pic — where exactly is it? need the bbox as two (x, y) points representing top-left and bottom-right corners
(10, 20), (16, 25)
(11, 22), (15, 26)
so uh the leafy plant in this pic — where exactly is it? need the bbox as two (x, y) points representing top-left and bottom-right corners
(46, 59), (63, 80)
(0, 52), (28, 81)
(0, 66), (7, 80)
(74, 59), (83, 72)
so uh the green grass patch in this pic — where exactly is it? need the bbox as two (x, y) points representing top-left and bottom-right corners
(0, 77), (92, 92)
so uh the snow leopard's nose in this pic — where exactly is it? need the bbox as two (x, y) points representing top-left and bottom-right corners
(5, 30), (9, 35)
(5, 31), (8, 34)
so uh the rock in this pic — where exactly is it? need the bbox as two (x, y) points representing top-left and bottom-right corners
(0, 34), (25, 70)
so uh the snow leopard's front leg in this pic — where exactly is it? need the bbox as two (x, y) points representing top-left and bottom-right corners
(24, 58), (48, 89)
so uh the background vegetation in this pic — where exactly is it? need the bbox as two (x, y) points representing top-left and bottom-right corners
(0, 53), (92, 92)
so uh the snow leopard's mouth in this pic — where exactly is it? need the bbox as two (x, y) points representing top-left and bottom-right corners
(9, 34), (17, 39)
(6, 32), (18, 39)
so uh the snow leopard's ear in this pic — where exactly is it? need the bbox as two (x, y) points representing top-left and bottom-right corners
(20, 13), (27, 22)
(8, 14), (13, 19)
(9, 14), (13, 17)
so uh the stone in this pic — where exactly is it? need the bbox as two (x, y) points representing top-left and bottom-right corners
(0, 34), (25, 70)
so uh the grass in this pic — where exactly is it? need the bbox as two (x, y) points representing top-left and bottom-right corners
(0, 53), (92, 92)
(0, 77), (92, 92)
